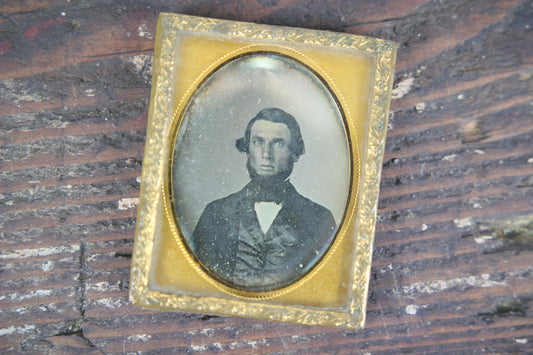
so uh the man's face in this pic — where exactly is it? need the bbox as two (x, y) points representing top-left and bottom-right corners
(248, 120), (292, 177)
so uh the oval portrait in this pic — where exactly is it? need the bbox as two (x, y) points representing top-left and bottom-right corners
(170, 52), (351, 292)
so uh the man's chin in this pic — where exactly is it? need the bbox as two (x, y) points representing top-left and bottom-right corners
(256, 170), (276, 177)
(251, 173), (280, 184)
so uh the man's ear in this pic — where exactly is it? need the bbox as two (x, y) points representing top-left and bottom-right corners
(235, 137), (248, 153)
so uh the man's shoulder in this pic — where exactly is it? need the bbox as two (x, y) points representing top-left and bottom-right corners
(203, 187), (248, 211)
(287, 189), (335, 220)
(283, 188), (337, 243)
(194, 188), (248, 234)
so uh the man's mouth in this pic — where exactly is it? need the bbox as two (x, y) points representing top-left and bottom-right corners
(257, 164), (275, 173)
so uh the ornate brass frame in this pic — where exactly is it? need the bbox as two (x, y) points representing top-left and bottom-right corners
(130, 13), (396, 329)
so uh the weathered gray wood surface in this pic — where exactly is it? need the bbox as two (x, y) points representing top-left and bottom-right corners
(1, 0), (532, 353)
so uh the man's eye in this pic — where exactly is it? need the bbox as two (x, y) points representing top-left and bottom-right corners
(252, 139), (263, 146)
(275, 141), (286, 148)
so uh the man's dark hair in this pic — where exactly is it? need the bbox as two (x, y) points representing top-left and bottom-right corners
(235, 107), (305, 159)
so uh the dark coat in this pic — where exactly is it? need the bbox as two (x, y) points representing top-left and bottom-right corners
(190, 181), (336, 291)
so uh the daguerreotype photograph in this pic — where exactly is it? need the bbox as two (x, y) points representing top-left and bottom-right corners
(130, 13), (396, 329)
(171, 53), (350, 292)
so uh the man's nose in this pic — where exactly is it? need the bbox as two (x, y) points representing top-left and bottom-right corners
(262, 144), (273, 159)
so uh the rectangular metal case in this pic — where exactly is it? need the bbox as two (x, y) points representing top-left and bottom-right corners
(130, 12), (396, 329)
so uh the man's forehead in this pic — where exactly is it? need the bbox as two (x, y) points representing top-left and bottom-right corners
(250, 120), (291, 139)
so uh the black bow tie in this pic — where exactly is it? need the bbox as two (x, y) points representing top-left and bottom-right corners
(247, 179), (292, 204)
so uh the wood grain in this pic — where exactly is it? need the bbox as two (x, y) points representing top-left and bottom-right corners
(1, 0), (532, 353)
